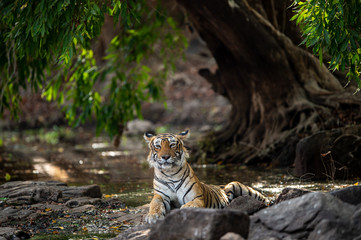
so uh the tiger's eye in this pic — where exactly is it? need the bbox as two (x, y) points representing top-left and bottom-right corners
(155, 145), (161, 149)
(170, 144), (176, 148)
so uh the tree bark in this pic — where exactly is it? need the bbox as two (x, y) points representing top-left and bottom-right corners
(176, 0), (361, 166)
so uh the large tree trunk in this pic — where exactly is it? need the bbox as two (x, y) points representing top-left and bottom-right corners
(176, 0), (361, 167)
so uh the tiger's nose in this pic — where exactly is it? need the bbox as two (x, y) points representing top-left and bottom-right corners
(162, 155), (171, 160)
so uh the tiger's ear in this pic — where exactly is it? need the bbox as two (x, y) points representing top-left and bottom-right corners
(144, 132), (154, 143)
(177, 129), (190, 140)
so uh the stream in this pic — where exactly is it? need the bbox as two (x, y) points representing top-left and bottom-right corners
(0, 127), (356, 207)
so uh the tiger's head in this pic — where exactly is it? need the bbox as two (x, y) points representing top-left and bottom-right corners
(144, 130), (189, 170)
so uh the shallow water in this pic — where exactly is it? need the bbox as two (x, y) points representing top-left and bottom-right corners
(0, 127), (356, 207)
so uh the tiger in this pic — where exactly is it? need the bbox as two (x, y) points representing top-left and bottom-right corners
(144, 130), (270, 224)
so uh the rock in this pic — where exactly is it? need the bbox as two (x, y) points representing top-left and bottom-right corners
(126, 119), (154, 135)
(0, 181), (136, 239)
(220, 232), (245, 240)
(226, 196), (266, 214)
(128, 229), (151, 240)
(0, 181), (66, 190)
(115, 212), (144, 225)
(331, 134), (361, 178)
(0, 181), (102, 205)
(0, 207), (20, 224)
(60, 184), (102, 199)
(108, 204), (148, 226)
(0, 181), (64, 205)
(149, 208), (249, 240)
(248, 192), (361, 240)
(99, 198), (126, 209)
(307, 219), (357, 240)
(65, 197), (102, 208)
(112, 225), (151, 240)
(32, 186), (62, 202)
(30, 203), (66, 212)
(9, 209), (33, 220)
(274, 187), (312, 204)
(329, 186), (361, 205)
(294, 130), (339, 179)
(0, 227), (30, 240)
(294, 126), (361, 179)
(68, 204), (96, 214)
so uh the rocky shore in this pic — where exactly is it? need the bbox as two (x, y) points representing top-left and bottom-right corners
(0, 181), (360, 240)
(116, 186), (361, 240)
(0, 181), (146, 239)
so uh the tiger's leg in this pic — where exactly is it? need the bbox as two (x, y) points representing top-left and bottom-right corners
(224, 181), (270, 205)
(145, 193), (167, 224)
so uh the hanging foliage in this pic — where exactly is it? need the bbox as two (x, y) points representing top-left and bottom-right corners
(0, 0), (187, 137)
(292, 0), (361, 91)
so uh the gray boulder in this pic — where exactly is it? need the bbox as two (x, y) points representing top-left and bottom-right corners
(249, 192), (361, 240)
(60, 184), (102, 199)
(0, 181), (101, 205)
(220, 232), (245, 240)
(111, 225), (151, 240)
(226, 195), (267, 214)
(329, 185), (361, 205)
(274, 187), (312, 204)
(126, 119), (154, 135)
(0, 227), (30, 240)
(294, 126), (361, 179)
(149, 208), (249, 240)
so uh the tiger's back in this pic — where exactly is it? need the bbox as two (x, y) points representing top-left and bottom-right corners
(201, 183), (229, 208)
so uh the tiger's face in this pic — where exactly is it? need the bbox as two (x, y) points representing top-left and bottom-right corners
(144, 130), (189, 170)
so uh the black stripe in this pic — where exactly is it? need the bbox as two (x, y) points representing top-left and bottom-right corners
(212, 188), (223, 208)
(205, 187), (210, 207)
(162, 201), (167, 212)
(160, 170), (171, 178)
(207, 188), (212, 207)
(155, 190), (170, 210)
(239, 185), (243, 196)
(170, 166), (183, 177)
(248, 187), (252, 196)
(191, 194), (203, 201)
(183, 182), (196, 203)
(160, 166), (183, 178)
(226, 190), (233, 195)
(175, 165), (190, 191)
(154, 175), (175, 193)
(154, 188), (171, 200)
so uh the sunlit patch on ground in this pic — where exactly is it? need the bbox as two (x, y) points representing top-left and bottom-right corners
(33, 157), (70, 182)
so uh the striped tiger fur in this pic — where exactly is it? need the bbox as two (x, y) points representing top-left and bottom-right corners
(144, 130), (270, 224)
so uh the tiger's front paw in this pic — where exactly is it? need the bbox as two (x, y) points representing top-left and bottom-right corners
(180, 200), (204, 208)
(145, 212), (165, 224)
(181, 203), (197, 208)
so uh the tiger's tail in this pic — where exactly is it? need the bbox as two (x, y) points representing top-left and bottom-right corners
(224, 181), (271, 205)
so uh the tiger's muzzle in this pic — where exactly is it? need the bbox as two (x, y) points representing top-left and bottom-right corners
(156, 155), (178, 169)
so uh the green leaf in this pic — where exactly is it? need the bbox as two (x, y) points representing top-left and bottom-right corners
(5, 173), (11, 181)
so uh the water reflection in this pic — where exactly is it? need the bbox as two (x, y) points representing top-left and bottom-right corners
(92, 143), (110, 149)
(101, 151), (130, 157)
